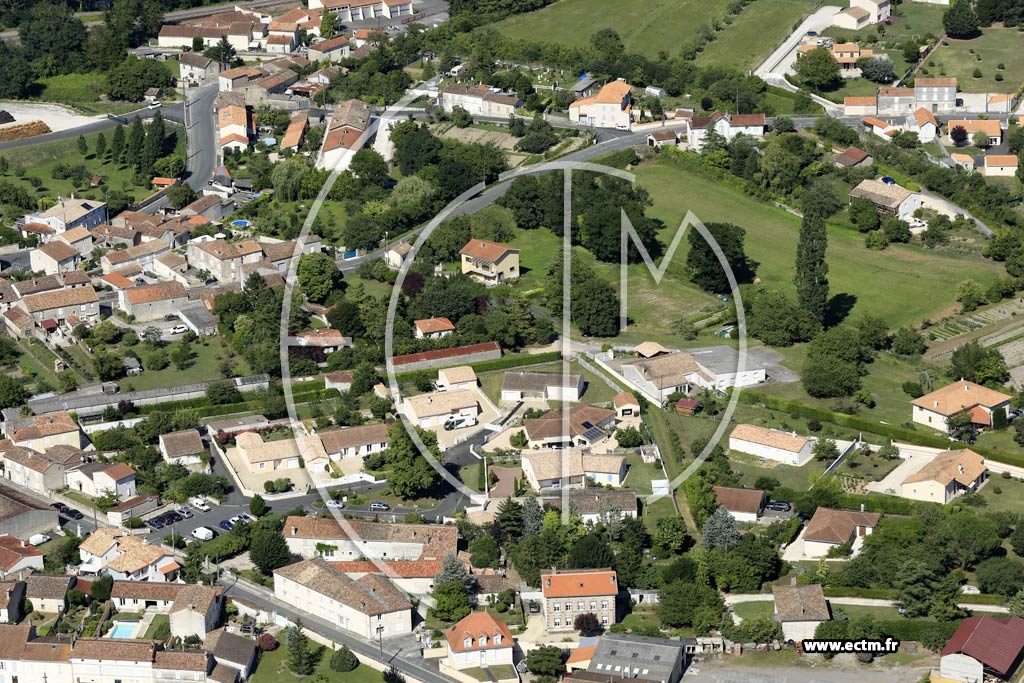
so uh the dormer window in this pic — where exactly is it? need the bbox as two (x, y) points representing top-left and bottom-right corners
(479, 635), (487, 646)
(494, 634), (502, 644)
(464, 637), (472, 648)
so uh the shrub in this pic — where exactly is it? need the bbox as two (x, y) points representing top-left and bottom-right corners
(973, 67), (983, 78)
(807, 418), (822, 432)
(994, 486), (1003, 494)
(257, 633), (278, 651)
(124, 516), (144, 529)
(330, 645), (359, 672)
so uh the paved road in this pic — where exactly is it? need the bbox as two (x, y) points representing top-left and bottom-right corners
(184, 84), (219, 191)
(753, 6), (843, 89)
(219, 578), (450, 683)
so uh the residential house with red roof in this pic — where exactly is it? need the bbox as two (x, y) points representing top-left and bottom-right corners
(912, 379), (1012, 431)
(119, 282), (189, 322)
(0, 536), (43, 579)
(459, 239), (520, 286)
(186, 237), (264, 283)
(569, 80), (632, 130)
(443, 612), (513, 670)
(414, 317), (455, 340)
(319, 99), (372, 170)
(29, 241), (82, 276)
(541, 568), (618, 631)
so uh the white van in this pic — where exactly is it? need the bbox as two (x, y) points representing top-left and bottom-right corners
(443, 414), (477, 431)
(191, 527), (214, 541)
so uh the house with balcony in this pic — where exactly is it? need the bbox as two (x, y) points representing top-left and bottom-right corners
(459, 239), (520, 287)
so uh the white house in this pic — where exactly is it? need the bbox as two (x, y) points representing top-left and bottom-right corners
(78, 528), (180, 581)
(849, 179), (923, 221)
(66, 461), (136, 499)
(414, 317), (455, 340)
(30, 241), (81, 276)
(900, 448), (987, 504)
(728, 424), (815, 466)
(444, 612), (513, 670)
(438, 84), (522, 118)
(906, 107), (938, 142)
(621, 349), (765, 404)
(569, 80), (632, 130)
(772, 585), (831, 643)
(801, 507), (880, 559)
(282, 516), (458, 562)
(403, 389), (480, 429)
(521, 450), (627, 491)
(22, 197), (107, 235)
(158, 429), (206, 467)
(501, 371), (583, 402)
(179, 52), (221, 84)
(316, 423), (390, 464)
(713, 486), (765, 523)
(437, 366), (478, 392)
(110, 581), (222, 638)
(686, 112), (766, 153)
(0, 536), (43, 579)
(274, 558), (413, 638)
(911, 379), (1012, 431)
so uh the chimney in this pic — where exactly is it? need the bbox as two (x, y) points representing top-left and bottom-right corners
(860, 503), (865, 512)
(958, 464), (965, 474)
(290, 526), (297, 536)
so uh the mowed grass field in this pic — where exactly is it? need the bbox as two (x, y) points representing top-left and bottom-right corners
(493, 0), (716, 58)
(928, 30), (1024, 92)
(628, 156), (1003, 329)
(697, 0), (818, 70)
(492, 0), (815, 63)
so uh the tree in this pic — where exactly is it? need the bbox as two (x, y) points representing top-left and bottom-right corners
(207, 380), (242, 405)
(942, 511), (1001, 569)
(571, 277), (619, 337)
(250, 530), (291, 574)
(287, 620), (316, 675)
(976, 557), (1024, 596)
(950, 125), (969, 147)
(297, 252), (341, 304)
(250, 494), (267, 518)
(526, 645), (566, 678)
(686, 222), (755, 294)
(0, 375), (29, 410)
(330, 645), (359, 672)
(350, 148), (390, 188)
(902, 40), (922, 64)
(813, 438), (840, 461)
(319, 11), (334, 37)
(701, 507), (740, 551)
(858, 56), (896, 83)
(849, 197), (881, 232)
(567, 534), (615, 569)
(651, 517), (690, 555)
(951, 340), (1008, 385)
(522, 496), (543, 536)
(430, 580), (472, 623)
(435, 552), (475, 591)
(943, 0), (980, 37)
(91, 575), (113, 601)
(795, 47), (840, 89)
(615, 426), (644, 448)
(78, 135), (88, 156)
(94, 132), (107, 161)
(166, 183), (197, 209)
(574, 612), (601, 636)
(111, 124), (125, 164)
(107, 56), (173, 102)
(794, 212), (829, 323)
(892, 327), (926, 356)
(19, 1), (87, 74)
(495, 497), (523, 541)
(207, 36), (236, 70)
(469, 535), (499, 568)
(973, 130), (992, 149)
(657, 581), (724, 630)
(956, 279), (987, 312)
(1009, 589), (1024, 618)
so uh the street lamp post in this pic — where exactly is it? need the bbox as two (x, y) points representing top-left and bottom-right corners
(377, 626), (384, 661)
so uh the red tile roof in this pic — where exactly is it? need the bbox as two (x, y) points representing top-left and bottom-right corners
(941, 616), (1024, 676)
(541, 568), (617, 598)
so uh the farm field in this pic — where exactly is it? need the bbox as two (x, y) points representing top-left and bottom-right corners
(927, 30), (1024, 92)
(697, 0), (818, 70)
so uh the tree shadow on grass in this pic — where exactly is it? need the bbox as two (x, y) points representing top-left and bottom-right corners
(825, 292), (858, 327)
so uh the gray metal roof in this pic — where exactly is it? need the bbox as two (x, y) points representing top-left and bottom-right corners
(588, 633), (685, 683)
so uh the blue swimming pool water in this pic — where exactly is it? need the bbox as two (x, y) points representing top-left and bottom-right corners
(109, 621), (138, 638)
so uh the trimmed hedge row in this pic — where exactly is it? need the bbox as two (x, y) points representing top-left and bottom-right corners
(823, 585), (1005, 605)
(738, 390), (1024, 469)
(394, 351), (562, 384)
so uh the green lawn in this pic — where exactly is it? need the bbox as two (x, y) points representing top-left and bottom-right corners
(143, 614), (169, 639)
(978, 475), (1024, 515)
(831, 604), (903, 620)
(0, 129), (184, 224)
(732, 601), (774, 621)
(117, 337), (252, 391)
(928, 30), (1024, 92)
(30, 62), (179, 115)
(477, 359), (617, 405)
(251, 644), (384, 683)
(622, 453), (664, 495)
(697, 0), (818, 70)
(825, 3), (945, 45)
(492, 0), (721, 58)
(629, 155), (1002, 330)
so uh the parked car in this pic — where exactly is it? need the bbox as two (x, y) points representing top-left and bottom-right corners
(165, 512), (183, 523)
(229, 515), (250, 527)
(50, 502), (69, 514)
(191, 527), (215, 541)
(218, 519), (234, 532)
(191, 498), (211, 512)
(65, 508), (84, 520)
(326, 499), (346, 510)
(528, 600), (540, 614)
(369, 502), (390, 512)
(147, 517), (166, 529)
(443, 414), (477, 431)
(177, 508), (193, 519)
(169, 324), (188, 334)
(29, 534), (51, 546)
(766, 501), (791, 512)
(164, 314), (179, 322)
(237, 512), (256, 523)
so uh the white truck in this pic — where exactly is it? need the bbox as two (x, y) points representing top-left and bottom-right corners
(191, 527), (215, 541)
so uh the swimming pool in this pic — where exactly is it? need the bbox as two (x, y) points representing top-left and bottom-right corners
(108, 621), (139, 639)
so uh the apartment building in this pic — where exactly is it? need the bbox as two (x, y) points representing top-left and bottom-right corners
(541, 568), (619, 631)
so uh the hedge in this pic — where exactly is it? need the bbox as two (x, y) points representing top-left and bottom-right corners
(823, 585), (1005, 605)
(394, 350), (562, 384)
(738, 390), (1024, 469)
